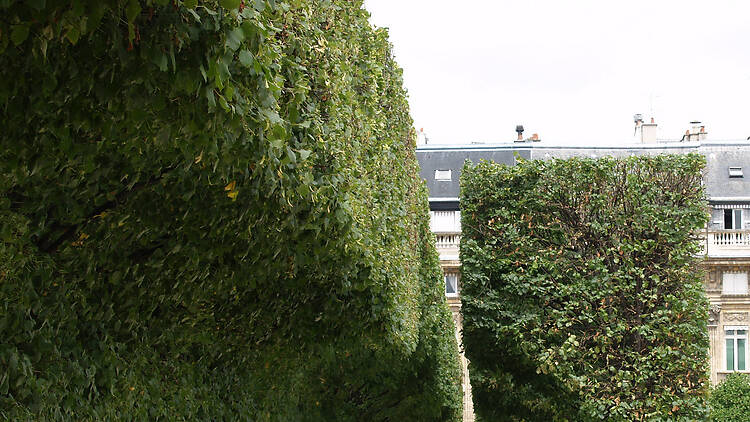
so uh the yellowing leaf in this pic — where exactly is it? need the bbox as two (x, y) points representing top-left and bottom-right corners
(225, 180), (239, 200)
(71, 232), (90, 247)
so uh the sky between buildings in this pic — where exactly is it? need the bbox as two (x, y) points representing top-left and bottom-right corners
(363, 0), (750, 145)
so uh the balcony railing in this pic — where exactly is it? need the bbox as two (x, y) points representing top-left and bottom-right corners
(435, 233), (461, 250)
(432, 229), (750, 257)
(708, 230), (750, 246)
(704, 230), (750, 257)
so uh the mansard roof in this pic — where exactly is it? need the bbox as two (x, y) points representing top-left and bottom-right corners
(416, 141), (750, 209)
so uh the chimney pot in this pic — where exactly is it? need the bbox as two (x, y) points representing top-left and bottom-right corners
(650, 117), (655, 124)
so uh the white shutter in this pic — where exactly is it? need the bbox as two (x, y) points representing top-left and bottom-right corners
(723, 272), (749, 295)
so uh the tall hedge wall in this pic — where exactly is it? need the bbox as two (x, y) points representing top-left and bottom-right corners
(710, 373), (750, 421)
(460, 156), (709, 421)
(0, 1), (461, 420)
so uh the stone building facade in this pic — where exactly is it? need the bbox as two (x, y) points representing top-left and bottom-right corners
(417, 138), (750, 419)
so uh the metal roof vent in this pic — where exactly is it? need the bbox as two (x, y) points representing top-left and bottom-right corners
(729, 167), (744, 178)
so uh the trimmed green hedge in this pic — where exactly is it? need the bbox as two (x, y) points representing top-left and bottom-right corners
(710, 373), (750, 421)
(0, 0), (461, 420)
(460, 155), (709, 421)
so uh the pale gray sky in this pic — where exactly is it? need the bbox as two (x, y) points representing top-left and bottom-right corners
(364, 0), (750, 145)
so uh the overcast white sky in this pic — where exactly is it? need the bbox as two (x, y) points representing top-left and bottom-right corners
(363, 0), (750, 145)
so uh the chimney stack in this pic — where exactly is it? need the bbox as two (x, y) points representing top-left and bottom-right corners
(682, 121), (707, 142)
(417, 128), (429, 145)
(640, 116), (657, 143)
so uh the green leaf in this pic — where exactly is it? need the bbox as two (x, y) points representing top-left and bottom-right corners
(153, 52), (168, 72)
(286, 146), (296, 164)
(183, 0), (198, 8)
(241, 21), (255, 38)
(205, 86), (216, 108)
(238, 50), (253, 67)
(218, 95), (230, 111)
(10, 24), (30, 46)
(88, 3), (106, 33)
(65, 26), (80, 45)
(126, 0), (142, 24)
(225, 27), (245, 51)
(219, 0), (241, 9)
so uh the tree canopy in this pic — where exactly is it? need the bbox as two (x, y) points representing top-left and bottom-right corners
(460, 155), (710, 421)
(0, 0), (461, 419)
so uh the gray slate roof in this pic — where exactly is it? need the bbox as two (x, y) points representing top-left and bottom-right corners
(416, 141), (750, 209)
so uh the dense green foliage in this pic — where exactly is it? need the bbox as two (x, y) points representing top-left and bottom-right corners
(460, 156), (710, 421)
(0, 0), (461, 419)
(710, 373), (750, 421)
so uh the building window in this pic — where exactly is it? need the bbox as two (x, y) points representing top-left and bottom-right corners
(726, 326), (748, 371)
(445, 272), (459, 296)
(435, 169), (452, 181)
(722, 272), (748, 295)
(724, 209), (743, 229)
(729, 167), (744, 178)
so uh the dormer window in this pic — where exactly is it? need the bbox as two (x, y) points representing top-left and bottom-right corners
(435, 169), (452, 181)
(729, 167), (744, 178)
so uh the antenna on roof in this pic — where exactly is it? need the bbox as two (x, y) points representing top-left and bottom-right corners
(633, 113), (643, 136)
